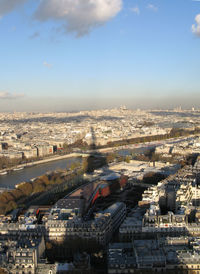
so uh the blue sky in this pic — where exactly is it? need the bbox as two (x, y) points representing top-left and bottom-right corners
(0, 0), (200, 111)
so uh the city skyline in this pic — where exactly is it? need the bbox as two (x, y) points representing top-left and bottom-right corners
(0, 0), (200, 111)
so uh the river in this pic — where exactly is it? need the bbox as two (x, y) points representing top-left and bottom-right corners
(0, 147), (144, 189)
(0, 137), (187, 189)
(0, 157), (81, 189)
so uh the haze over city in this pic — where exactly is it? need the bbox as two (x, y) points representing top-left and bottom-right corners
(0, 0), (200, 111)
(2, 1), (200, 273)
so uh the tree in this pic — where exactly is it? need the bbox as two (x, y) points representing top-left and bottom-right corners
(55, 177), (63, 184)
(63, 143), (68, 149)
(106, 153), (117, 163)
(5, 200), (17, 213)
(48, 179), (55, 185)
(125, 155), (131, 163)
(12, 189), (24, 200)
(33, 182), (46, 193)
(0, 191), (15, 203)
(70, 162), (80, 171)
(18, 182), (33, 196)
(0, 203), (6, 214)
(0, 193), (8, 203)
(39, 174), (50, 185)
(82, 157), (89, 173)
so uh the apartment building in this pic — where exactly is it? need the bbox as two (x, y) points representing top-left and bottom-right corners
(46, 202), (126, 246)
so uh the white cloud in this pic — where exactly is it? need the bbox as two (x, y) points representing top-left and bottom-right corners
(35, 0), (122, 36)
(43, 61), (52, 68)
(0, 0), (26, 17)
(0, 91), (24, 99)
(130, 6), (140, 15)
(147, 4), (158, 12)
(192, 14), (200, 37)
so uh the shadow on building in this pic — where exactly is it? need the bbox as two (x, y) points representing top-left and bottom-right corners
(83, 127), (108, 173)
(44, 128), (128, 262)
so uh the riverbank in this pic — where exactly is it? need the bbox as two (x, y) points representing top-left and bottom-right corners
(0, 134), (196, 176)
(0, 152), (89, 175)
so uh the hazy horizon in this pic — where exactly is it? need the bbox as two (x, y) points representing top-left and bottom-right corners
(0, 94), (200, 112)
(0, 0), (200, 111)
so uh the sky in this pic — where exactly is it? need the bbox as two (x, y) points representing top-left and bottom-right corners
(0, 0), (200, 111)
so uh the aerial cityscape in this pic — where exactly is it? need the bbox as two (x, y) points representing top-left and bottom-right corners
(0, 108), (200, 273)
(0, 0), (200, 273)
